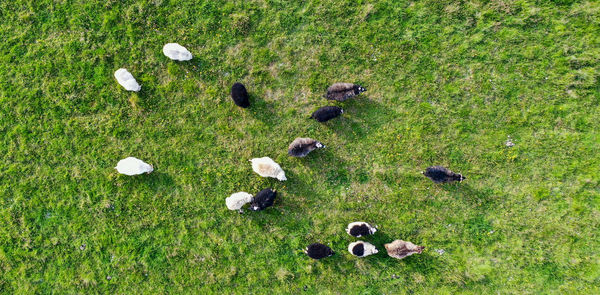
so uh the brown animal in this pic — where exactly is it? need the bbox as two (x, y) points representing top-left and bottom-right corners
(384, 240), (424, 260)
(325, 83), (366, 101)
(288, 138), (324, 157)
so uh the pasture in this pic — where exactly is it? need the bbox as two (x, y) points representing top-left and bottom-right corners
(1, 0), (599, 293)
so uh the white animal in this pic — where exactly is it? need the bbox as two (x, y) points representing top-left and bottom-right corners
(346, 222), (377, 237)
(114, 68), (141, 92)
(162, 43), (193, 61)
(348, 241), (378, 257)
(115, 157), (153, 175)
(250, 157), (287, 181)
(226, 192), (253, 212)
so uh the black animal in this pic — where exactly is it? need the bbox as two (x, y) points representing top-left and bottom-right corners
(310, 106), (343, 122)
(305, 243), (334, 259)
(423, 166), (465, 183)
(230, 82), (250, 108)
(288, 138), (325, 157)
(325, 83), (366, 101)
(249, 188), (276, 211)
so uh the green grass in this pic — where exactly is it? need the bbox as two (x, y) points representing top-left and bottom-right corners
(1, 0), (599, 293)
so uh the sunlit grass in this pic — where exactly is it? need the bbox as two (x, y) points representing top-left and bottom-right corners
(0, 0), (599, 293)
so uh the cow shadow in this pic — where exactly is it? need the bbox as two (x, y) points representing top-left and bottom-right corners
(322, 97), (400, 141)
(442, 182), (499, 210)
(246, 93), (282, 127)
(297, 148), (351, 189)
(246, 169), (319, 227)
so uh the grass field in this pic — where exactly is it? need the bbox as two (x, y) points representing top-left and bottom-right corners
(1, 0), (599, 293)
